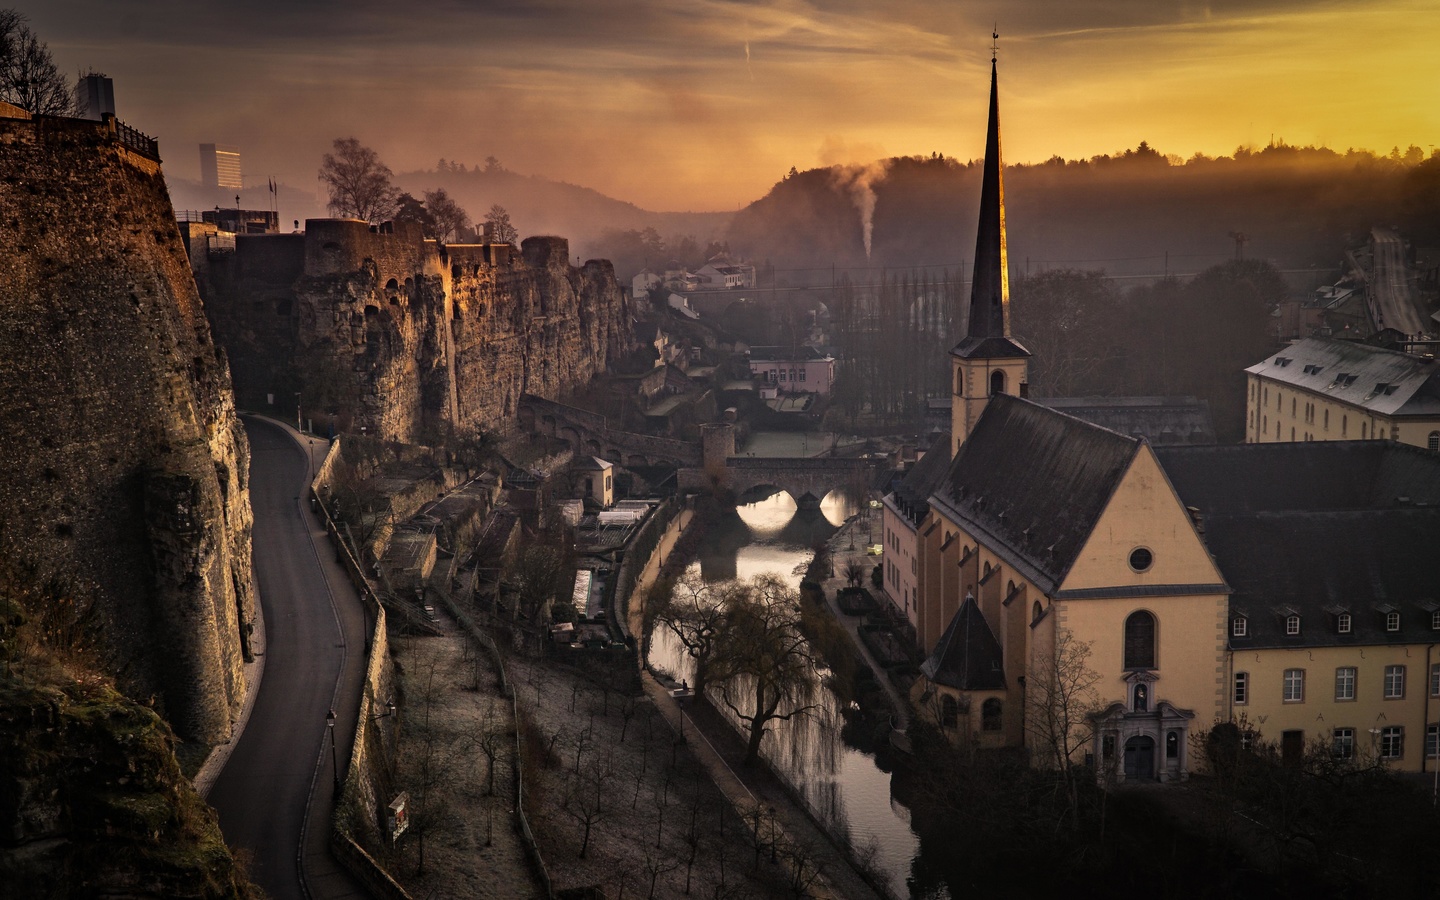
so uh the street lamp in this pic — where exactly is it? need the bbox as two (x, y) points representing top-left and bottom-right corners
(295, 392), (302, 433)
(326, 708), (339, 792)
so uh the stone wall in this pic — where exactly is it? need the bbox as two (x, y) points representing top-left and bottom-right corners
(0, 115), (255, 744)
(199, 217), (637, 443)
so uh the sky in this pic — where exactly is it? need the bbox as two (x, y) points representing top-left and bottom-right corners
(21, 0), (1440, 211)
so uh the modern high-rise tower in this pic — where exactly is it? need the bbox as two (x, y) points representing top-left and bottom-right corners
(199, 143), (243, 190)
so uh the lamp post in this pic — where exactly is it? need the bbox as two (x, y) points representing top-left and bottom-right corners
(326, 708), (339, 793)
(296, 392), (302, 434)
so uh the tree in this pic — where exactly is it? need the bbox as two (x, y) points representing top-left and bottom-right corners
(483, 155), (503, 173)
(319, 137), (399, 222)
(424, 188), (470, 242)
(0, 11), (72, 115)
(392, 192), (435, 235)
(484, 204), (518, 244)
(708, 575), (820, 765)
(1023, 629), (1101, 824)
(656, 574), (730, 699)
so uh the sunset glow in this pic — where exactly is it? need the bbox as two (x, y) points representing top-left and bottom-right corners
(24, 0), (1439, 210)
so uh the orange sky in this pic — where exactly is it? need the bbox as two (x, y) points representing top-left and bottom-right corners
(26, 0), (1440, 211)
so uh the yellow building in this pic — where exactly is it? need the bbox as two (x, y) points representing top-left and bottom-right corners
(1244, 337), (1440, 449)
(1157, 441), (1440, 771)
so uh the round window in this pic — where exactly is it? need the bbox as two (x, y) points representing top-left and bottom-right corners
(1129, 547), (1154, 572)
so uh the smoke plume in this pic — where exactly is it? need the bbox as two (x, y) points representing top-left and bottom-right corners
(827, 160), (889, 257)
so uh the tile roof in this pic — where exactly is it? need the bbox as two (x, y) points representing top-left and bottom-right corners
(889, 431), (952, 525)
(929, 394), (1140, 594)
(1245, 337), (1440, 418)
(950, 335), (1031, 360)
(920, 595), (1006, 690)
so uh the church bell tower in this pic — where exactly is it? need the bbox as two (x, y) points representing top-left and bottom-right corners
(950, 43), (1030, 456)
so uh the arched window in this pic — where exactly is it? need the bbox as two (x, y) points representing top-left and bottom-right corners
(1124, 611), (1156, 669)
(981, 698), (1002, 731)
(1429, 431), (1439, 452)
(1032, 600), (1044, 624)
(990, 369), (1006, 396)
(956, 368), (963, 394)
(941, 695), (958, 728)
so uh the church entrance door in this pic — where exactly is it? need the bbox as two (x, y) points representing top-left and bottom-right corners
(1124, 735), (1155, 781)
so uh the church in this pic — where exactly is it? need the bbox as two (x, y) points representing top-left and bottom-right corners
(893, 55), (1440, 781)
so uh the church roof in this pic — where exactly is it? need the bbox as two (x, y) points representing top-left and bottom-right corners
(920, 594), (1006, 690)
(1245, 337), (1440, 418)
(951, 335), (1030, 361)
(889, 430), (952, 525)
(929, 394), (1140, 594)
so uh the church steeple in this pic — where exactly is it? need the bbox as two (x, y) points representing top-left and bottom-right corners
(968, 55), (1009, 341)
(950, 39), (1030, 456)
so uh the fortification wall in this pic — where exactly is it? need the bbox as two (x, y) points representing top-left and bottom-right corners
(202, 222), (635, 443)
(0, 115), (255, 744)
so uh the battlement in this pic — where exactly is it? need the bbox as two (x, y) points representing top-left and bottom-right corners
(0, 110), (159, 165)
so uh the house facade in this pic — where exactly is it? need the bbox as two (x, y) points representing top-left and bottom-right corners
(747, 346), (836, 394)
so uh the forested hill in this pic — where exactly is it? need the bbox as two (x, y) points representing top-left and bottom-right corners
(394, 164), (729, 262)
(728, 145), (1440, 282)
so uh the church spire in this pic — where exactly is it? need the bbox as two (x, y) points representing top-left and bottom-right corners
(967, 42), (1009, 340)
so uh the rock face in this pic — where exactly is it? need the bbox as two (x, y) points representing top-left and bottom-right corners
(193, 218), (636, 442)
(0, 114), (255, 745)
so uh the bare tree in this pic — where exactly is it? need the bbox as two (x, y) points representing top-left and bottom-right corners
(319, 137), (399, 222)
(656, 574), (730, 698)
(1023, 629), (1101, 823)
(561, 750), (615, 858)
(424, 188), (470, 242)
(484, 204), (518, 244)
(0, 11), (72, 115)
(709, 575), (821, 766)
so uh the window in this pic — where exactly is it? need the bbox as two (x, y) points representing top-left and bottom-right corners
(1430, 431), (1440, 452)
(1337, 613), (1351, 634)
(1432, 610), (1440, 630)
(1431, 662), (1440, 698)
(1332, 728), (1355, 760)
(1380, 725), (1404, 760)
(799, 368), (806, 382)
(1166, 731), (1179, 759)
(1233, 672), (1249, 705)
(1335, 667), (1356, 701)
(1231, 616), (1248, 638)
(941, 695), (958, 728)
(990, 370), (1006, 396)
(1283, 668), (1305, 702)
(1124, 610), (1157, 669)
(1285, 615), (1300, 636)
(1128, 547), (1154, 572)
(1384, 665), (1406, 699)
(981, 698), (1003, 731)
(1429, 724), (1440, 760)
(1342, 414), (1347, 436)
(1386, 611), (1401, 632)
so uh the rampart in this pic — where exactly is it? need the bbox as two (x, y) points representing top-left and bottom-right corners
(197, 214), (636, 443)
(0, 113), (255, 744)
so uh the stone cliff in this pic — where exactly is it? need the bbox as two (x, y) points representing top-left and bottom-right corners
(0, 113), (255, 746)
(194, 218), (636, 443)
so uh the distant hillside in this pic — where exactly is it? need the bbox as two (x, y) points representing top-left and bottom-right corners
(728, 145), (1436, 285)
(394, 166), (730, 263)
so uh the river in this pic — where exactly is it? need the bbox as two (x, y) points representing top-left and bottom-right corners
(647, 491), (935, 900)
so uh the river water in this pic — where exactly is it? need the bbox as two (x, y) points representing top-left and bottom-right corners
(647, 491), (931, 900)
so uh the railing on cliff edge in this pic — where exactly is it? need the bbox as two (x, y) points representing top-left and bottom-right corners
(106, 114), (159, 161)
(308, 437), (415, 900)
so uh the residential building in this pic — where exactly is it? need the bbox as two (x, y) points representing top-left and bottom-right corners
(1244, 337), (1440, 449)
(694, 257), (756, 290)
(747, 346), (835, 394)
(574, 457), (615, 507)
(879, 431), (950, 641)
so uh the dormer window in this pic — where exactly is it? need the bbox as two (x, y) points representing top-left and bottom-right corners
(1387, 611), (1401, 632)
(1431, 610), (1440, 630)
(1337, 613), (1352, 634)
(1286, 615), (1301, 636)
(1232, 616), (1248, 638)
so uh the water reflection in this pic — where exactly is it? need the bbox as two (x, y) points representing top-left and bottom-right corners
(649, 490), (921, 900)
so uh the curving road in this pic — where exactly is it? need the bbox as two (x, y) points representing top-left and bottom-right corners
(207, 417), (368, 899)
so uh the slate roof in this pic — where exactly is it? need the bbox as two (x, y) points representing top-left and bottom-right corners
(1039, 395), (1213, 445)
(950, 335), (1031, 360)
(920, 595), (1006, 690)
(747, 345), (832, 361)
(889, 431), (952, 525)
(1245, 337), (1440, 418)
(1154, 441), (1440, 514)
(1154, 441), (1440, 649)
(929, 394), (1141, 595)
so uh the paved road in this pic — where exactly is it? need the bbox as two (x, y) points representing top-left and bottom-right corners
(207, 418), (368, 899)
(1371, 227), (1427, 336)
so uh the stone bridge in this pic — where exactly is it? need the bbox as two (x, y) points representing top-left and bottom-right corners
(517, 394), (701, 468)
(678, 423), (885, 508)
